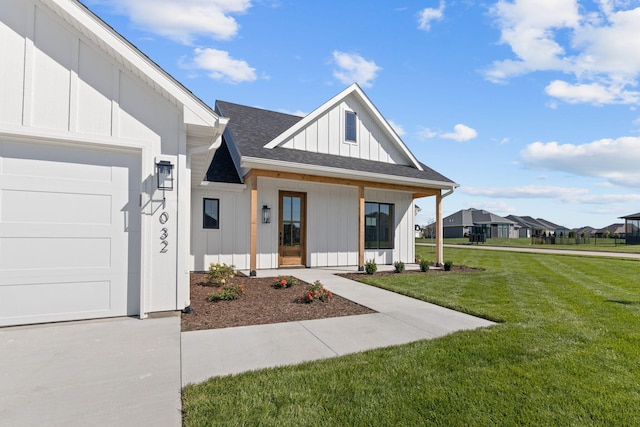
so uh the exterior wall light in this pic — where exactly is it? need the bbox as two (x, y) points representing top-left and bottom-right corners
(156, 160), (174, 191)
(262, 205), (271, 224)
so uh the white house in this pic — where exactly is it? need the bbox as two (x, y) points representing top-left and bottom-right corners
(190, 85), (458, 276)
(1, 0), (457, 327)
(0, 0), (227, 326)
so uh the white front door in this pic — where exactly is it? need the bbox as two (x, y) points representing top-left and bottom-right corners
(0, 139), (141, 326)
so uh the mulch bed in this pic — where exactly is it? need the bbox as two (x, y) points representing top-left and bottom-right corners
(182, 272), (375, 332)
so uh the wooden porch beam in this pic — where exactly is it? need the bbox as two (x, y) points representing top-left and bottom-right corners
(358, 185), (365, 271)
(248, 169), (440, 197)
(435, 190), (443, 266)
(247, 173), (258, 276)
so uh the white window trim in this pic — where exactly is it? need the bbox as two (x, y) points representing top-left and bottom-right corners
(344, 109), (358, 145)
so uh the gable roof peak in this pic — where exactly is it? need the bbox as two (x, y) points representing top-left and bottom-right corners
(262, 84), (424, 171)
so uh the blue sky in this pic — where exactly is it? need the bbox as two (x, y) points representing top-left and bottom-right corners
(85, 0), (640, 229)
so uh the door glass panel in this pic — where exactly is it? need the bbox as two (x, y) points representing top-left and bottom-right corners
(281, 195), (303, 247)
(292, 197), (300, 221)
(283, 197), (292, 221)
(292, 223), (301, 246)
(283, 223), (292, 245)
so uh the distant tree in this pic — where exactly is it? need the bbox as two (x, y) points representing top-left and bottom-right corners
(604, 230), (611, 239)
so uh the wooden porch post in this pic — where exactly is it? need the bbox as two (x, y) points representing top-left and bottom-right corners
(248, 174), (258, 276)
(358, 185), (365, 271)
(435, 190), (443, 266)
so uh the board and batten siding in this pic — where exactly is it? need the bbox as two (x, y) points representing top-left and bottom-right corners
(191, 187), (250, 271)
(256, 177), (359, 269)
(0, 0), (188, 314)
(280, 95), (408, 165)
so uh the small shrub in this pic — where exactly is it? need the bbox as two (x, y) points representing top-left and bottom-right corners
(272, 275), (298, 289)
(365, 259), (377, 275)
(444, 260), (453, 271)
(207, 262), (237, 286)
(208, 284), (245, 302)
(415, 254), (423, 264)
(393, 261), (405, 273)
(419, 258), (430, 272)
(301, 281), (332, 303)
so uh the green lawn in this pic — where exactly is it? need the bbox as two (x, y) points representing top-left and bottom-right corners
(416, 237), (640, 253)
(182, 247), (640, 426)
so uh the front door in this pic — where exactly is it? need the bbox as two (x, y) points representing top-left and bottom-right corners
(279, 191), (306, 266)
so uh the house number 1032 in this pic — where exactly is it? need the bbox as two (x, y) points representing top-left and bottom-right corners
(159, 211), (169, 253)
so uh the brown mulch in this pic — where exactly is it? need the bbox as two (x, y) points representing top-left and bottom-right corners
(182, 272), (375, 332)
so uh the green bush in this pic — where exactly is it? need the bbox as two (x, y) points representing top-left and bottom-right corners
(444, 260), (453, 271)
(301, 281), (332, 303)
(365, 259), (377, 275)
(419, 258), (430, 272)
(272, 275), (298, 289)
(393, 261), (405, 273)
(208, 284), (245, 302)
(207, 262), (237, 286)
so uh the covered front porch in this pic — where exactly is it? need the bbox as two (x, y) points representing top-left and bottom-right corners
(244, 169), (450, 275)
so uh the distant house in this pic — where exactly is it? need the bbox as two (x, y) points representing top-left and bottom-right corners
(573, 226), (597, 238)
(593, 223), (626, 238)
(441, 208), (516, 238)
(620, 213), (640, 244)
(506, 215), (569, 238)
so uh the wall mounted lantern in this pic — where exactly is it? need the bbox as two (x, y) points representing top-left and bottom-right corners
(156, 160), (174, 191)
(262, 205), (271, 224)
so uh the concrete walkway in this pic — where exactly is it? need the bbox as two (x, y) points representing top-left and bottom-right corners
(0, 316), (182, 427)
(1, 266), (495, 425)
(181, 266), (494, 385)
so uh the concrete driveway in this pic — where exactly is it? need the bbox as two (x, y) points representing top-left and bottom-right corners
(0, 315), (181, 427)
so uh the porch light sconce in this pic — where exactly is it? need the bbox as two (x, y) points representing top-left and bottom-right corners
(156, 160), (174, 191)
(262, 205), (271, 224)
(156, 160), (174, 203)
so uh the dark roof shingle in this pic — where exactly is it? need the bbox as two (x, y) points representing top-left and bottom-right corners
(214, 100), (455, 185)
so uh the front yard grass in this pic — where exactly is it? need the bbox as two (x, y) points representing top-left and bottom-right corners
(182, 247), (640, 426)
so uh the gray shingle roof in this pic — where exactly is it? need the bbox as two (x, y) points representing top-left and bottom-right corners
(214, 100), (455, 185)
(443, 208), (514, 227)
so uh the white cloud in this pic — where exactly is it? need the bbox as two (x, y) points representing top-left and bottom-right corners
(460, 185), (588, 199)
(486, 0), (640, 105)
(441, 124), (478, 141)
(94, 0), (252, 44)
(460, 185), (640, 205)
(332, 51), (382, 88)
(192, 48), (256, 83)
(418, 127), (438, 139)
(418, 1), (445, 31)
(545, 80), (640, 104)
(476, 201), (517, 214)
(418, 124), (478, 141)
(278, 109), (307, 117)
(388, 120), (406, 136)
(520, 136), (640, 187)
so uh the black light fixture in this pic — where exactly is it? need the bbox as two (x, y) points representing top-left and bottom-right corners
(156, 160), (174, 191)
(262, 205), (271, 223)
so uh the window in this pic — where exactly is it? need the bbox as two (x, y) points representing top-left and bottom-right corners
(365, 202), (394, 249)
(203, 198), (219, 229)
(345, 111), (357, 142)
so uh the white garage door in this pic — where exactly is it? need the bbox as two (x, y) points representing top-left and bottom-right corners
(0, 139), (141, 326)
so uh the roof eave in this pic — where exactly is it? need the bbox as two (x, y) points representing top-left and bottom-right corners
(242, 157), (458, 190)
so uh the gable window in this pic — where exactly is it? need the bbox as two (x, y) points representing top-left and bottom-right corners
(365, 202), (394, 249)
(203, 198), (219, 229)
(345, 111), (357, 143)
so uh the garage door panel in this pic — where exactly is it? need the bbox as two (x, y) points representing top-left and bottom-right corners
(0, 237), (111, 270)
(1, 190), (112, 224)
(0, 280), (113, 326)
(0, 139), (141, 326)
